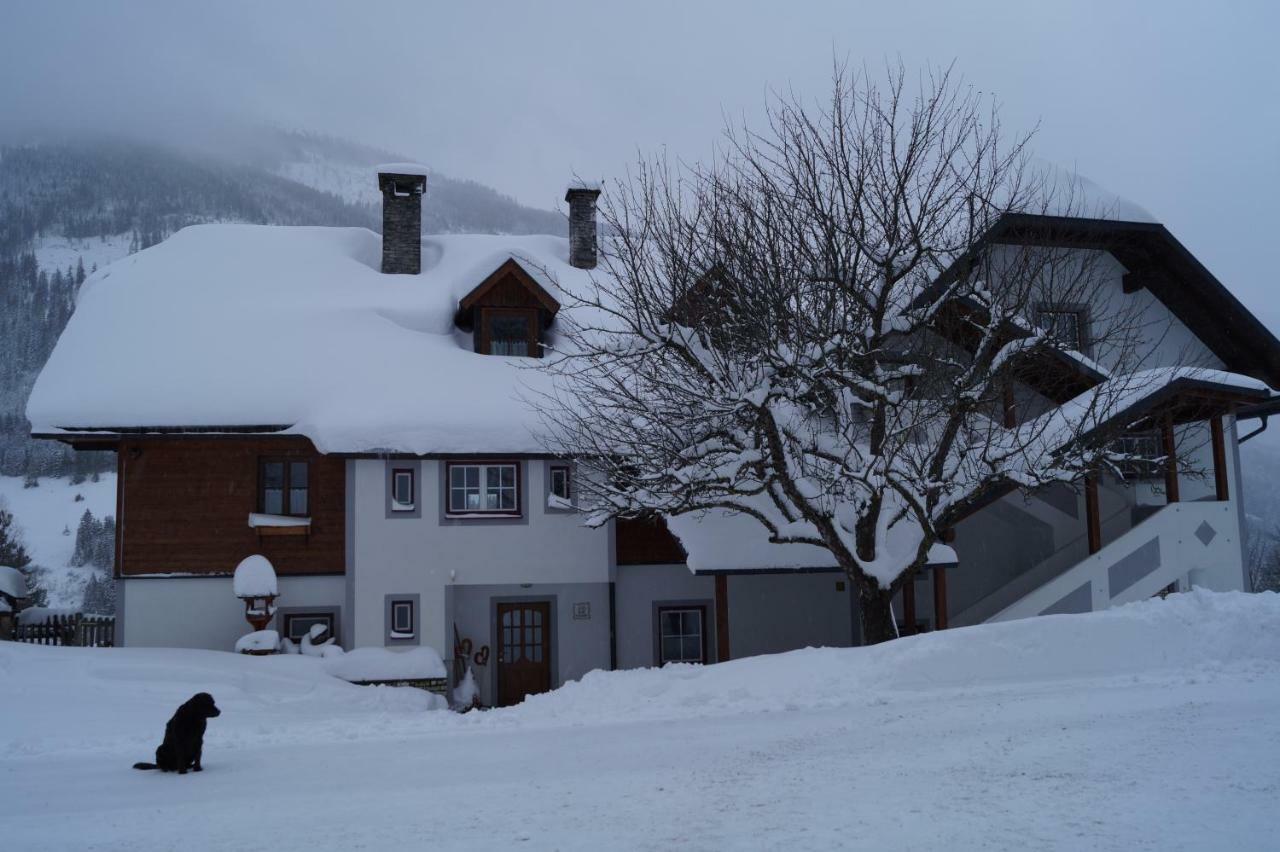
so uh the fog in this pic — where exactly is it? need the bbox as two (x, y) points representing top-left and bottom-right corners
(2, 0), (1278, 328)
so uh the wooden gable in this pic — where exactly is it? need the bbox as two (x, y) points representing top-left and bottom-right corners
(456, 258), (560, 328)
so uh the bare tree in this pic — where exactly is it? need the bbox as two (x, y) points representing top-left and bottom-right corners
(539, 63), (1175, 644)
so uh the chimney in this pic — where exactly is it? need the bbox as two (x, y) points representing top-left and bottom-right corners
(377, 165), (428, 274)
(565, 184), (601, 270)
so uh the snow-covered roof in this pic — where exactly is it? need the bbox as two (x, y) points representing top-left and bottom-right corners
(0, 565), (27, 600)
(233, 554), (278, 598)
(1029, 160), (1156, 224)
(667, 511), (958, 575)
(375, 162), (430, 177)
(27, 225), (591, 454)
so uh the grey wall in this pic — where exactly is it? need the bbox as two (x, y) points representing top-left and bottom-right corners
(726, 572), (856, 658)
(117, 574), (345, 649)
(447, 581), (612, 706)
(615, 563), (716, 669)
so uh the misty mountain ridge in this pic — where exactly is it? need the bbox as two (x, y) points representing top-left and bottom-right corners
(0, 127), (565, 479)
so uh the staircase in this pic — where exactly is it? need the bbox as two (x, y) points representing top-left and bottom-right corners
(985, 500), (1239, 623)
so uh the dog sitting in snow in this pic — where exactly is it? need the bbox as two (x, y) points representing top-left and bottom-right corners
(132, 692), (221, 774)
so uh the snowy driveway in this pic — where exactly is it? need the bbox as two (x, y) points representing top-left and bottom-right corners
(4, 592), (1280, 850)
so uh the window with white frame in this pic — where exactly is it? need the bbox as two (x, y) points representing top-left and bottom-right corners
(390, 600), (415, 639)
(447, 462), (519, 515)
(657, 606), (706, 665)
(549, 464), (571, 502)
(391, 468), (415, 511)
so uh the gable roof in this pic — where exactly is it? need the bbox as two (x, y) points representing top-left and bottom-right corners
(457, 257), (561, 316)
(929, 214), (1280, 389)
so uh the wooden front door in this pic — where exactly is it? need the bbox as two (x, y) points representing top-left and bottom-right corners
(496, 601), (552, 707)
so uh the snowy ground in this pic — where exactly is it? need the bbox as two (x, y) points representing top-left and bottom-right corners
(3, 590), (1279, 851)
(0, 474), (116, 606)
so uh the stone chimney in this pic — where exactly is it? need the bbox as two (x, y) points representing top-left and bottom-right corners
(377, 165), (428, 274)
(565, 184), (601, 270)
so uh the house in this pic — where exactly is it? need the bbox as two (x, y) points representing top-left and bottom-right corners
(26, 165), (1280, 707)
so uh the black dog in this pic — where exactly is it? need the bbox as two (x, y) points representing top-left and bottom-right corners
(132, 692), (221, 774)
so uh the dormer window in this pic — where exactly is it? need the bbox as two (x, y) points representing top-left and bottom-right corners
(456, 258), (560, 359)
(481, 308), (538, 357)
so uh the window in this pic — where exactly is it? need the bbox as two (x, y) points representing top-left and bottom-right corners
(657, 606), (706, 665)
(1111, 431), (1163, 480)
(391, 468), (415, 511)
(282, 612), (334, 643)
(549, 464), (571, 501)
(480, 309), (537, 357)
(1036, 308), (1085, 351)
(260, 459), (309, 517)
(447, 462), (520, 515)
(390, 600), (415, 638)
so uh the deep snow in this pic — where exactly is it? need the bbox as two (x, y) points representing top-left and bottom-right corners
(0, 474), (117, 606)
(2, 590), (1278, 850)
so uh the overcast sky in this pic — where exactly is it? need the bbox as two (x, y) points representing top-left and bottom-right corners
(3, 0), (1278, 329)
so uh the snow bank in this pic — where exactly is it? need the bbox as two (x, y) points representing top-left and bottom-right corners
(0, 565), (27, 599)
(506, 590), (1280, 724)
(232, 555), (277, 597)
(324, 646), (447, 682)
(26, 226), (593, 454)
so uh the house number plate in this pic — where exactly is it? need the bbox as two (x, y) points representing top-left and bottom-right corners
(572, 602), (591, 620)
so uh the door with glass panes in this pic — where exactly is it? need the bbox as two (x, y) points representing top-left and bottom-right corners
(496, 601), (552, 706)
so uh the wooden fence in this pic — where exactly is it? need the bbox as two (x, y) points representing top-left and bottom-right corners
(13, 613), (115, 647)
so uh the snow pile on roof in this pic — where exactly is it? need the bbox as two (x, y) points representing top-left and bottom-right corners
(1030, 159), (1156, 223)
(375, 162), (430, 177)
(324, 646), (447, 682)
(26, 225), (594, 454)
(234, 629), (279, 653)
(0, 565), (27, 600)
(232, 555), (277, 598)
(512, 589), (1280, 725)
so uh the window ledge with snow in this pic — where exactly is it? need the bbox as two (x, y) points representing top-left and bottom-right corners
(248, 513), (312, 536)
(444, 512), (521, 520)
(389, 630), (415, 640)
(546, 493), (574, 511)
(390, 500), (415, 513)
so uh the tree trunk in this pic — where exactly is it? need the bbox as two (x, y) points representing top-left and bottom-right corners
(858, 584), (898, 645)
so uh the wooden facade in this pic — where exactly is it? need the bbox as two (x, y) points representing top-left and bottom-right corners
(615, 516), (688, 566)
(116, 437), (345, 577)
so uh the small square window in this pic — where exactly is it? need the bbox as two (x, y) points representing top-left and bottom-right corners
(391, 468), (415, 511)
(390, 600), (414, 638)
(1036, 308), (1085, 351)
(260, 459), (310, 518)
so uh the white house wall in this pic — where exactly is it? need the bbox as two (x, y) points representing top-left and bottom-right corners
(348, 458), (612, 662)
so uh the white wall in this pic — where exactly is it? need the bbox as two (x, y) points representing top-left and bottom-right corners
(349, 459), (611, 660)
(118, 574), (345, 649)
